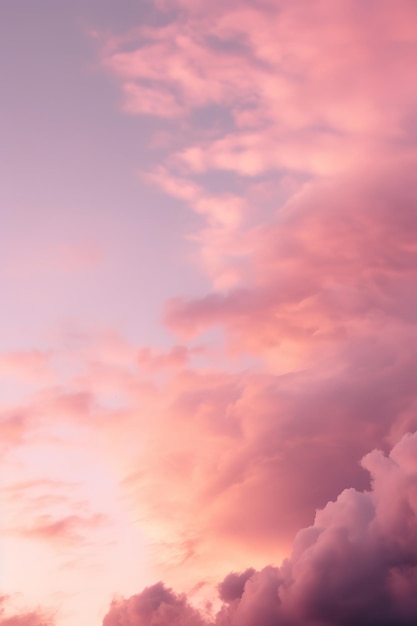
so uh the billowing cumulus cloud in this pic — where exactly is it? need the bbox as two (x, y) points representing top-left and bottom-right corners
(103, 431), (417, 626)
(103, 582), (208, 626)
(218, 570), (256, 604)
(112, 346), (417, 584)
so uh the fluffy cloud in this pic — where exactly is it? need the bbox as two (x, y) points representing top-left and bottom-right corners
(165, 157), (417, 369)
(118, 344), (417, 584)
(102, 0), (416, 172)
(103, 582), (207, 626)
(100, 0), (417, 367)
(87, 1), (417, 582)
(103, 431), (417, 626)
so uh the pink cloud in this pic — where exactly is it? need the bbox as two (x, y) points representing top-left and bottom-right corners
(0, 351), (53, 385)
(1, 2), (415, 624)
(164, 156), (417, 371)
(145, 168), (245, 229)
(111, 343), (417, 586)
(18, 247), (410, 591)
(13, 513), (107, 545)
(101, 0), (417, 182)
(0, 412), (28, 452)
(121, 81), (183, 117)
(65, 136), (417, 584)
(143, 167), (249, 288)
(103, 431), (417, 626)
(99, 0), (417, 358)
(0, 597), (53, 626)
(103, 583), (207, 626)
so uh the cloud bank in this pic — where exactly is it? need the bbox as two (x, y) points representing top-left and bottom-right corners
(103, 431), (417, 626)
(91, 0), (417, 580)
(1, 1), (416, 625)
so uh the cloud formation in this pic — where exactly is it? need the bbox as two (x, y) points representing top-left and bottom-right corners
(103, 431), (417, 626)
(1, 1), (416, 625)
(90, 1), (417, 582)
(103, 583), (207, 626)
(0, 596), (53, 626)
(165, 157), (417, 369)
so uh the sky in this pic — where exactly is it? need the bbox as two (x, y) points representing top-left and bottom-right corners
(0, 1), (417, 625)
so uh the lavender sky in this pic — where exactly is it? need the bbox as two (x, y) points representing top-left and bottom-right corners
(1, 1), (417, 626)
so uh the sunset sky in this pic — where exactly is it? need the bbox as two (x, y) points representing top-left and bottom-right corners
(1, 1), (417, 625)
